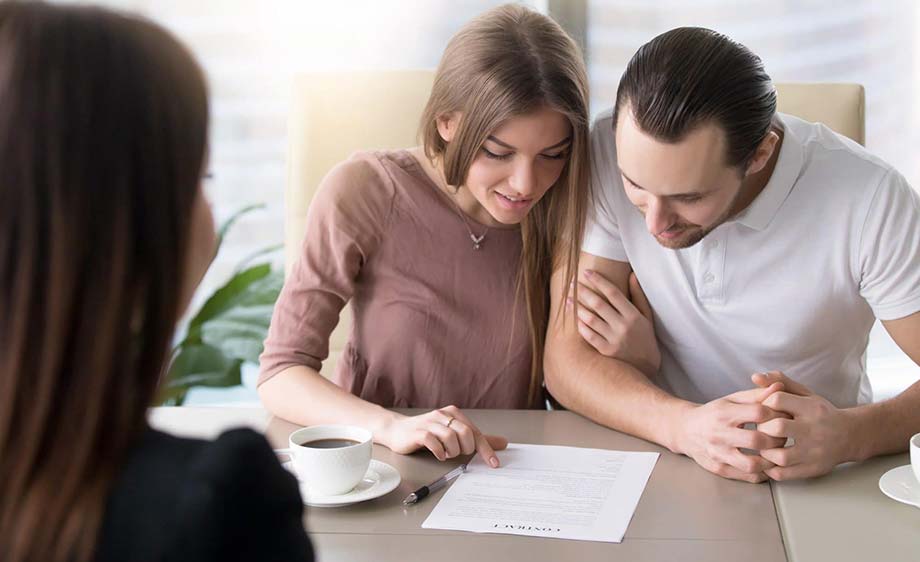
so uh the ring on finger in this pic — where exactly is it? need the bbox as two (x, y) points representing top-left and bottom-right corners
(445, 416), (455, 428)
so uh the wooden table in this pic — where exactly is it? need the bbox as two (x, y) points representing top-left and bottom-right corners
(150, 407), (781, 561)
(148, 406), (918, 561)
(773, 453), (919, 561)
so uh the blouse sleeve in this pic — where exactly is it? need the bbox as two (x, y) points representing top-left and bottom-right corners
(258, 152), (397, 385)
(170, 428), (315, 561)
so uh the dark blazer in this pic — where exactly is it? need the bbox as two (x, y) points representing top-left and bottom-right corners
(95, 427), (314, 562)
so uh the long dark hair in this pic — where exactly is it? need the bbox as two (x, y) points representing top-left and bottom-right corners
(614, 27), (776, 168)
(420, 4), (591, 406)
(0, 3), (209, 561)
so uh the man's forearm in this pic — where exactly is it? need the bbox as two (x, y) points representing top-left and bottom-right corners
(846, 378), (920, 461)
(544, 335), (692, 452)
(544, 253), (694, 453)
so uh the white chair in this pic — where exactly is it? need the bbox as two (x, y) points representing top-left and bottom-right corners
(775, 82), (865, 145)
(285, 70), (435, 377)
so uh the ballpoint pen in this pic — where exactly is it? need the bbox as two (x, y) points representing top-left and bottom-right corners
(402, 463), (468, 505)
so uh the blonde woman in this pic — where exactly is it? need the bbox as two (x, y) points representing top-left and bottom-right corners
(259, 4), (590, 466)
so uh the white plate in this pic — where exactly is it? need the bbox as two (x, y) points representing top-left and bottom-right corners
(283, 459), (401, 508)
(878, 465), (920, 508)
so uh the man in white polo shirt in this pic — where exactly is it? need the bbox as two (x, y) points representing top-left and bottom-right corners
(544, 27), (920, 482)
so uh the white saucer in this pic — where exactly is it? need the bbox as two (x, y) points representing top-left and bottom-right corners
(878, 465), (920, 508)
(283, 459), (401, 508)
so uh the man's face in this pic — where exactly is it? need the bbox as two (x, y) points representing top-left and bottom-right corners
(615, 107), (745, 249)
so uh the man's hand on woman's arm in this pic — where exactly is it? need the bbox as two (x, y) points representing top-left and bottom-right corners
(569, 268), (659, 376)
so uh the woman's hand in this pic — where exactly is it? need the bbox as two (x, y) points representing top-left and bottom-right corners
(567, 270), (660, 376)
(378, 405), (508, 467)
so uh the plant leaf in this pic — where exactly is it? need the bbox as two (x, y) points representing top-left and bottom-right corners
(184, 263), (272, 343)
(158, 342), (243, 405)
(198, 270), (284, 362)
(215, 203), (264, 254)
(201, 305), (275, 363)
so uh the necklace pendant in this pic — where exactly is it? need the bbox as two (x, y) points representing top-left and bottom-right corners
(470, 233), (485, 250)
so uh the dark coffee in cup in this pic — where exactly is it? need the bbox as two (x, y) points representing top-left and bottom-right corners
(281, 425), (373, 495)
(300, 438), (361, 449)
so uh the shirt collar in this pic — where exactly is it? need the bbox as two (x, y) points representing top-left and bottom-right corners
(733, 113), (805, 231)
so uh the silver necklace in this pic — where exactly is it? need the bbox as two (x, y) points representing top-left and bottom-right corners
(447, 187), (489, 250)
(424, 153), (490, 250)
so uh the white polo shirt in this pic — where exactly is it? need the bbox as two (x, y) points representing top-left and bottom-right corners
(583, 110), (920, 407)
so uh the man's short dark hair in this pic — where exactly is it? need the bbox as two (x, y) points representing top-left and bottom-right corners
(613, 27), (777, 169)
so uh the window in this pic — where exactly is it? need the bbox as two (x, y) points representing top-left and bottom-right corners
(53, 0), (919, 402)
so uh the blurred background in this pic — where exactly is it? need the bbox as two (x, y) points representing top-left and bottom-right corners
(56, 0), (920, 403)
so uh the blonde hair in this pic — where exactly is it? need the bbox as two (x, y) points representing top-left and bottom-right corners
(420, 4), (590, 407)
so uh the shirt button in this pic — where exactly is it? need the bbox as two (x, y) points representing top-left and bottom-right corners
(710, 240), (720, 248)
(703, 272), (715, 283)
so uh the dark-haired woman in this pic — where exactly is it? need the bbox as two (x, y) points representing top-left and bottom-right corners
(0, 3), (313, 561)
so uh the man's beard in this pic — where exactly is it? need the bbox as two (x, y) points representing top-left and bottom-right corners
(653, 224), (710, 249)
(652, 180), (744, 250)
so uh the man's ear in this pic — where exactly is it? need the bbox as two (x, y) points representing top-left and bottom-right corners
(436, 112), (461, 143)
(745, 130), (780, 176)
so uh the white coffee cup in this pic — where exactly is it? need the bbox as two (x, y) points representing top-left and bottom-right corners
(276, 425), (373, 495)
(911, 433), (920, 485)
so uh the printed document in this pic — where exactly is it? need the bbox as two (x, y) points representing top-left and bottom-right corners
(422, 443), (658, 543)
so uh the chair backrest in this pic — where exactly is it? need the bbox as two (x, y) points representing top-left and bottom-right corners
(284, 77), (865, 378)
(285, 70), (435, 377)
(775, 82), (865, 145)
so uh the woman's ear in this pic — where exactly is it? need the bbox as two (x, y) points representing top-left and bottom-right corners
(436, 112), (461, 143)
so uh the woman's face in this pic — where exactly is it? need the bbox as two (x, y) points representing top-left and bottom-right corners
(440, 106), (572, 226)
(179, 184), (216, 316)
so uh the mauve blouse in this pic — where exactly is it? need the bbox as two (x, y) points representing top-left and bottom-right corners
(258, 150), (532, 409)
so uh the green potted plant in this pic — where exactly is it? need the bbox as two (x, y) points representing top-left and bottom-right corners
(158, 204), (284, 405)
